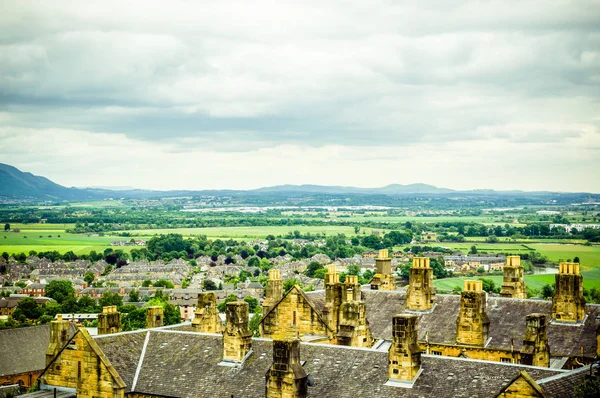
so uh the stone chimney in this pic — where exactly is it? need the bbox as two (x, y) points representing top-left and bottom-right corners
(46, 314), (71, 366)
(265, 337), (308, 398)
(146, 306), (164, 328)
(263, 269), (283, 314)
(98, 305), (121, 335)
(370, 249), (396, 291)
(500, 256), (527, 299)
(406, 257), (436, 311)
(456, 280), (490, 346)
(388, 314), (422, 383)
(520, 314), (550, 367)
(223, 301), (252, 362)
(337, 275), (373, 347)
(552, 262), (586, 323)
(323, 264), (343, 333)
(192, 292), (223, 333)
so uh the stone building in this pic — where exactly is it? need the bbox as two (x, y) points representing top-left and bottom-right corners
(28, 307), (597, 397)
(261, 265), (372, 347)
(191, 292), (223, 333)
(551, 262), (586, 323)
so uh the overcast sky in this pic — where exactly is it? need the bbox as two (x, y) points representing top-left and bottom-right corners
(1, 1), (599, 192)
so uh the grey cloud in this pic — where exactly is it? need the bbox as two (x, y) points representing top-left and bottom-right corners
(0, 0), (599, 152)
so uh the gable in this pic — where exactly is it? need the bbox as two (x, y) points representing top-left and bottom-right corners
(42, 328), (126, 394)
(496, 371), (547, 398)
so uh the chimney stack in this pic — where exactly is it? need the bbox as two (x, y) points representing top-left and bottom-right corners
(263, 269), (283, 314)
(500, 256), (527, 299)
(388, 314), (422, 383)
(552, 262), (586, 323)
(265, 337), (308, 398)
(98, 305), (121, 335)
(406, 257), (436, 311)
(192, 292), (223, 333)
(520, 314), (550, 367)
(223, 301), (252, 362)
(337, 274), (373, 347)
(46, 314), (71, 366)
(146, 306), (164, 329)
(370, 249), (396, 291)
(323, 265), (343, 334)
(456, 281), (490, 346)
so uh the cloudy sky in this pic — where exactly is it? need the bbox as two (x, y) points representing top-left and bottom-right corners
(1, 1), (599, 192)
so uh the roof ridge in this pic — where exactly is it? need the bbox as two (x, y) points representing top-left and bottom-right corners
(536, 363), (597, 384)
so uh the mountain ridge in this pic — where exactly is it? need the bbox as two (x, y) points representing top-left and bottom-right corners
(0, 162), (596, 200)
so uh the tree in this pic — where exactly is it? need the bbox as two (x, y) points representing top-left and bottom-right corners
(573, 256), (580, 263)
(16, 297), (42, 319)
(244, 296), (259, 313)
(84, 271), (95, 286)
(78, 295), (99, 313)
(283, 279), (300, 293)
(478, 278), (499, 294)
(142, 279), (152, 287)
(574, 377), (600, 398)
(203, 279), (217, 291)
(304, 261), (324, 278)
(153, 279), (174, 288)
(99, 291), (123, 308)
(247, 256), (260, 268)
(248, 307), (262, 337)
(217, 294), (238, 313)
(129, 290), (140, 302)
(541, 284), (555, 299)
(4, 223), (9, 232)
(469, 245), (478, 254)
(45, 280), (75, 304)
(347, 264), (361, 276)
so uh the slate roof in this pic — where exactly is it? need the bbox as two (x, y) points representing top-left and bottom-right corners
(92, 329), (562, 398)
(305, 290), (600, 358)
(538, 364), (599, 398)
(0, 325), (49, 376)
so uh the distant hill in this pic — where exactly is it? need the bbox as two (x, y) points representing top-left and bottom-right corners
(252, 183), (454, 195)
(0, 163), (100, 200)
(0, 163), (595, 201)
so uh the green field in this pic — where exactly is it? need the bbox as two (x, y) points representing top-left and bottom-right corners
(434, 269), (600, 291)
(1, 224), (133, 255)
(121, 225), (386, 239)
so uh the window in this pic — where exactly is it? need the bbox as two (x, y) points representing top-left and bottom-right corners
(432, 351), (442, 356)
(500, 357), (512, 363)
(293, 311), (297, 325)
(77, 361), (82, 379)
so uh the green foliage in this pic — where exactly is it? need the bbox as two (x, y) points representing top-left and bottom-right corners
(304, 261), (324, 278)
(313, 268), (327, 279)
(122, 308), (146, 331)
(153, 279), (174, 288)
(78, 295), (99, 312)
(217, 294), (238, 313)
(247, 256), (260, 268)
(478, 278), (500, 294)
(244, 296), (259, 313)
(4, 223), (9, 232)
(129, 289), (140, 302)
(283, 278), (301, 293)
(574, 377), (600, 398)
(248, 307), (262, 337)
(45, 280), (75, 304)
(142, 279), (152, 287)
(203, 279), (218, 290)
(541, 283), (555, 299)
(147, 295), (180, 326)
(16, 297), (42, 319)
(99, 291), (123, 308)
(84, 271), (95, 285)
(469, 245), (478, 254)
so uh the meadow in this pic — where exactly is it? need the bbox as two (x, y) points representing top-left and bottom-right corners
(120, 225), (386, 239)
(1, 224), (133, 255)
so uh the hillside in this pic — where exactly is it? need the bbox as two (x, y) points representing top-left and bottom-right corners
(0, 163), (99, 200)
